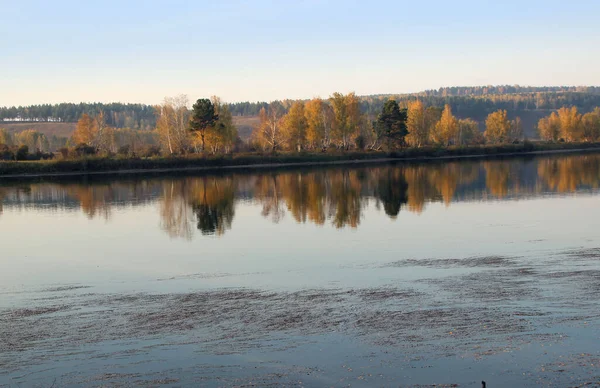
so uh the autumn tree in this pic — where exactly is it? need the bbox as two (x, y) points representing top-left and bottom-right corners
(431, 104), (459, 146)
(155, 95), (190, 155)
(254, 102), (285, 152)
(538, 112), (561, 142)
(93, 111), (116, 153)
(330, 92), (361, 150)
(457, 118), (483, 145)
(484, 110), (511, 144)
(15, 130), (49, 152)
(374, 99), (408, 149)
(282, 101), (307, 151)
(557, 106), (583, 142)
(582, 108), (600, 142)
(305, 98), (333, 150)
(507, 117), (523, 143)
(406, 100), (427, 147)
(206, 96), (237, 153)
(72, 113), (96, 145)
(190, 98), (218, 152)
(0, 129), (13, 146)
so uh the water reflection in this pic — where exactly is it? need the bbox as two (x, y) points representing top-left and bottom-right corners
(2, 154), (600, 238)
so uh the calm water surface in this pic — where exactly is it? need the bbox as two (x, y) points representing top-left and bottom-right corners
(1, 154), (600, 387)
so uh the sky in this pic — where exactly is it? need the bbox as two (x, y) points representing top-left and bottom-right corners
(1, 0), (600, 106)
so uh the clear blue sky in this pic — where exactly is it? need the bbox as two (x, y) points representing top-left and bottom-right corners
(1, 0), (599, 106)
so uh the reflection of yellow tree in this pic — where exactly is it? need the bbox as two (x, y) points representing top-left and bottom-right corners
(254, 174), (285, 223)
(65, 185), (112, 219)
(329, 170), (363, 228)
(538, 155), (600, 193)
(483, 161), (511, 198)
(160, 180), (194, 240)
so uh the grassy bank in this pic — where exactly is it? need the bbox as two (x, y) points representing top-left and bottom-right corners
(1, 142), (600, 177)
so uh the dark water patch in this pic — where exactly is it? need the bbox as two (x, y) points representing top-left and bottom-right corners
(385, 255), (517, 269)
(422, 267), (541, 302)
(42, 285), (92, 293)
(3, 305), (70, 318)
(562, 247), (600, 260)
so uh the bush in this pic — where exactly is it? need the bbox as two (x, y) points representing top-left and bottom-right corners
(72, 144), (96, 158)
(16, 145), (29, 161)
(0, 144), (14, 161)
(139, 145), (161, 158)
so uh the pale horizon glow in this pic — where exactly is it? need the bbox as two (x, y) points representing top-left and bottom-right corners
(2, 0), (600, 106)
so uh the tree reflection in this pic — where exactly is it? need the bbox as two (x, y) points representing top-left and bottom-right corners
(375, 168), (408, 217)
(2, 154), (600, 236)
(190, 177), (235, 236)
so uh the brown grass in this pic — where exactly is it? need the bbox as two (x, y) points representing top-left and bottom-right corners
(232, 115), (259, 141)
(1, 122), (75, 138)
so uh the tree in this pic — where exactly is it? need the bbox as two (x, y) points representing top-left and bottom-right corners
(374, 99), (408, 149)
(431, 104), (458, 146)
(484, 110), (511, 144)
(458, 118), (483, 145)
(424, 106), (443, 143)
(190, 98), (218, 152)
(508, 117), (523, 143)
(155, 95), (190, 155)
(93, 111), (116, 153)
(557, 106), (583, 141)
(305, 98), (333, 150)
(205, 96), (238, 153)
(72, 113), (96, 145)
(330, 92), (361, 150)
(582, 108), (600, 142)
(14, 130), (49, 152)
(538, 112), (561, 142)
(282, 101), (307, 151)
(254, 102), (285, 152)
(0, 129), (13, 146)
(406, 100), (427, 147)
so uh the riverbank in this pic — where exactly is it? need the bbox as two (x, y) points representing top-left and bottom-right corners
(1, 142), (600, 178)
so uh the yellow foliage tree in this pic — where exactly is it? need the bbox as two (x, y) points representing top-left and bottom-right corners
(282, 101), (307, 151)
(582, 108), (600, 142)
(537, 112), (560, 142)
(557, 106), (582, 142)
(406, 100), (427, 147)
(305, 98), (333, 150)
(484, 110), (511, 144)
(431, 105), (459, 145)
(72, 113), (96, 145)
(253, 103), (285, 151)
(329, 92), (361, 149)
(0, 128), (13, 146)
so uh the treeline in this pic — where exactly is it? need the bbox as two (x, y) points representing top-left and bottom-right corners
(0, 103), (156, 129)
(3, 91), (600, 161)
(226, 89), (600, 118)
(538, 107), (600, 142)
(409, 85), (600, 97)
(57, 95), (238, 158)
(249, 93), (526, 152)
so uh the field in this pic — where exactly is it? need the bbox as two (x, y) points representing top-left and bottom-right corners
(0, 122), (76, 138)
(232, 115), (259, 140)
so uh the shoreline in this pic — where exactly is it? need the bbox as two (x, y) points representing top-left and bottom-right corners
(1, 146), (600, 179)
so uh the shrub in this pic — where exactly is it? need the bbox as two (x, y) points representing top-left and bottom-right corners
(16, 145), (29, 161)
